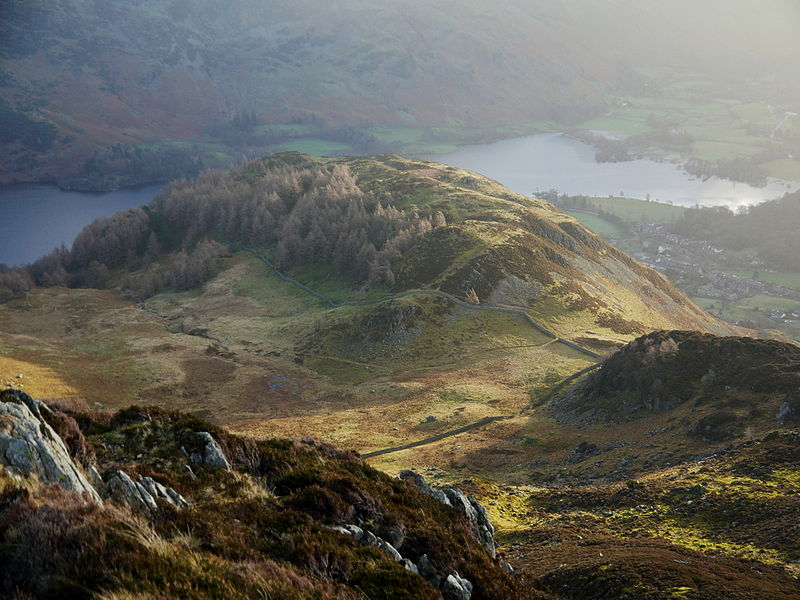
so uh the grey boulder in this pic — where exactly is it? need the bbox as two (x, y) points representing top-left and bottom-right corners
(190, 431), (231, 469)
(105, 470), (190, 515)
(400, 470), (496, 556)
(0, 390), (101, 503)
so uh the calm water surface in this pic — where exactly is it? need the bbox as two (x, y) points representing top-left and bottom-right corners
(3, 134), (798, 266)
(0, 184), (163, 267)
(424, 133), (799, 208)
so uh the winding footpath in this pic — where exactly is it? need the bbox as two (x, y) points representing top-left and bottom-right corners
(238, 246), (605, 459)
(240, 246), (600, 359)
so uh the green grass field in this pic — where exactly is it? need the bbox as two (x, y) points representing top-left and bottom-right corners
(692, 295), (800, 342)
(592, 84), (800, 181)
(578, 111), (654, 137)
(764, 159), (800, 181)
(725, 271), (800, 292)
(576, 196), (688, 224)
(270, 139), (356, 156)
(737, 293), (800, 312)
(564, 211), (622, 239)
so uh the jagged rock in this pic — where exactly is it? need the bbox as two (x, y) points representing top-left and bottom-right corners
(105, 470), (190, 514)
(376, 537), (403, 562)
(190, 431), (231, 469)
(0, 389), (101, 503)
(139, 475), (191, 508)
(399, 470), (452, 505)
(401, 558), (419, 574)
(106, 470), (159, 514)
(329, 524), (404, 563)
(442, 572), (473, 600)
(401, 470), (496, 556)
(442, 488), (496, 557)
(567, 441), (601, 463)
(341, 524), (365, 539)
(87, 464), (104, 490)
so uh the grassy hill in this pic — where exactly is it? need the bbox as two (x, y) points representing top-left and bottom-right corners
(2, 156), (800, 596)
(0, 154), (739, 474)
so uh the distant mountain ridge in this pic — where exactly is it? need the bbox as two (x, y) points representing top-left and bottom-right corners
(2, 0), (797, 187)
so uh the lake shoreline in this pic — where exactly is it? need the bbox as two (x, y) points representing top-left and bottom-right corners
(424, 133), (799, 209)
(0, 184), (164, 267)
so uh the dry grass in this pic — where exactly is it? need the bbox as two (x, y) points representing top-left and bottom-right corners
(0, 355), (78, 398)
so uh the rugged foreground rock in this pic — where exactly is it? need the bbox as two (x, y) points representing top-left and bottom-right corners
(0, 391), (537, 600)
(0, 389), (101, 502)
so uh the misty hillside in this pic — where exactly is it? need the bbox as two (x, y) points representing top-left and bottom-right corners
(2, 0), (799, 187)
(3, 3), (800, 598)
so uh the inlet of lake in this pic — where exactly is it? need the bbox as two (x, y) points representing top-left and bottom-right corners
(0, 184), (163, 267)
(2, 132), (798, 266)
(425, 132), (798, 208)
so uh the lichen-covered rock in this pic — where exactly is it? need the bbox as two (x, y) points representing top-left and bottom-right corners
(139, 475), (191, 508)
(0, 389), (101, 503)
(331, 524), (404, 563)
(401, 558), (419, 574)
(401, 470), (496, 556)
(190, 431), (231, 469)
(105, 470), (190, 514)
(441, 487), (495, 556)
(442, 572), (473, 600)
(106, 470), (159, 514)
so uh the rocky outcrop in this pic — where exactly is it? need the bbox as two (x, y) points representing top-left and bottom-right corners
(0, 389), (101, 503)
(330, 524), (407, 565)
(400, 470), (495, 557)
(331, 523), (473, 598)
(190, 431), (231, 469)
(442, 572), (474, 600)
(105, 470), (190, 515)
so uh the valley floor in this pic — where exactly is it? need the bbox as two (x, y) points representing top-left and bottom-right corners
(3, 251), (800, 598)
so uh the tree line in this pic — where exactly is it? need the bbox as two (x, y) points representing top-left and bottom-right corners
(670, 190), (800, 270)
(1, 162), (445, 302)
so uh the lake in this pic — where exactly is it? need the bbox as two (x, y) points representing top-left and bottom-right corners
(0, 184), (163, 267)
(424, 133), (799, 208)
(2, 133), (798, 267)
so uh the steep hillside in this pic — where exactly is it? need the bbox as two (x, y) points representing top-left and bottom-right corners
(22, 153), (734, 342)
(4, 368), (800, 599)
(0, 154), (741, 494)
(553, 330), (800, 427)
(0, 389), (543, 599)
(2, 0), (798, 187)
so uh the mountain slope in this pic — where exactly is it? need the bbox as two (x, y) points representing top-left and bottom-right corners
(2, 0), (798, 186)
(25, 153), (737, 346)
(488, 330), (800, 484)
(0, 154), (741, 486)
(336, 155), (737, 342)
(0, 389), (544, 599)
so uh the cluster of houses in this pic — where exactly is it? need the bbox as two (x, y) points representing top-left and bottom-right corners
(622, 222), (800, 331)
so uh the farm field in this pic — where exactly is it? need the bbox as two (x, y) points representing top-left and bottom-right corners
(563, 210), (622, 238)
(725, 270), (800, 291)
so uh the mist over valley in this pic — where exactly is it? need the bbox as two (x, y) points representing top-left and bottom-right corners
(1, 3), (800, 599)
